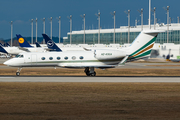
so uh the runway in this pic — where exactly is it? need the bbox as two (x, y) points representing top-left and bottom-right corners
(0, 76), (180, 82)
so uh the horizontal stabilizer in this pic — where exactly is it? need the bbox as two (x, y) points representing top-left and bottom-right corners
(18, 47), (30, 52)
(83, 47), (91, 51)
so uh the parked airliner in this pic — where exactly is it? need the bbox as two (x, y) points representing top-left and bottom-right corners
(0, 34), (60, 55)
(4, 30), (163, 76)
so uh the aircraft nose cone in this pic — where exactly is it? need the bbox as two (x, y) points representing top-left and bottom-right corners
(3, 60), (11, 66)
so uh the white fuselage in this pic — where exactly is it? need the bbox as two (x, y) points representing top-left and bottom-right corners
(4, 50), (126, 68)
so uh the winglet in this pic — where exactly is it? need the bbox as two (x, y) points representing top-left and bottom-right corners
(16, 34), (33, 47)
(42, 34), (62, 52)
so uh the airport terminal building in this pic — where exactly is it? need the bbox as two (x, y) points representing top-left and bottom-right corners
(63, 23), (180, 45)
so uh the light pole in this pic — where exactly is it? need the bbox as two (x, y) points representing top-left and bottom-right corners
(42, 18), (45, 44)
(67, 15), (72, 44)
(111, 11), (116, 44)
(95, 11), (100, 44)
(138, 8), (143, 31)
(164, 6), (170, 43)
(149, 0), (151, 29)
(35, 18), (38, 42)
(31, 19), (33, 44)
(80, 14), (86, 44)
(50, 17), (53, 39)
(58, 16), (61, 43)
(124, 10), (130, 43)
(153, 7), (156, 29)
(135, 19), (139, 28)
(10, 21), (13, 46)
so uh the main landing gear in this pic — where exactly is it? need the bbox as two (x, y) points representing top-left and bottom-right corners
(84, 67), (96, 76)
(16, 68), (22, 76)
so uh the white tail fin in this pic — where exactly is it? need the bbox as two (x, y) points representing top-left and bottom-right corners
(127, 30), (164, 61)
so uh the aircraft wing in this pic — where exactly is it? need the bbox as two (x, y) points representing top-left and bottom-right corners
(18, 47), (30, 52)
(119, 55), (129, 65)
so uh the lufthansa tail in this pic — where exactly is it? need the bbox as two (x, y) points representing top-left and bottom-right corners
(16, 34), (33, 48)
(42, 34), (62, 52)
(0, 45), (8, 54)
(35, 42), (41, 47)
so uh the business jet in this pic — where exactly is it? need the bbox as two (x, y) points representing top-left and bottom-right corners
(4, 30), (163, 76)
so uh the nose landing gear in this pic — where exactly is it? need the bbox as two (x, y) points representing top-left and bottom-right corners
(84, 67), (96, 76)
(16, 68), (22, 76)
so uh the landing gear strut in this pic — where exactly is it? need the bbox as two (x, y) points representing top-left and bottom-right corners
(84, 67), (96, 76)
(16, 68), (22, 76)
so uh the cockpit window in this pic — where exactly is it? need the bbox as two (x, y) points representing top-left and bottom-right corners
(15, 55), (23, 58)
(15, 55), (21, 58)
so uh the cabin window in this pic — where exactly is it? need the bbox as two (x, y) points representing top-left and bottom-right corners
(171, 54), (173, 57)
(57, 57), (61, 60)
(79, 56), (84, 60)
(20, 55), (24, 58)
(41, 57), (45, 60)
(49, 57), (53, 60)
(64, 56), (68, 60)
(162, 55), (165, 58)
(72, 56), (76, 60)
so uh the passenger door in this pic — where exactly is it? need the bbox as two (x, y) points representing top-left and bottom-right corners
(31, 54), (37, 65)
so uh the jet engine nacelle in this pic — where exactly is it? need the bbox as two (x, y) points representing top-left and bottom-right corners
(94, 49), (126, 60)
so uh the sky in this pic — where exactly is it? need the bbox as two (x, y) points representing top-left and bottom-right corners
(0, 0), (180, 39)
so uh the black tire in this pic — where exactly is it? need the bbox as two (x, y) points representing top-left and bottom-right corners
(93, 72), (96, 76)
(16, 72), (20, 76)
(91, 72), (96, 76)
(86, 72), (90, 76)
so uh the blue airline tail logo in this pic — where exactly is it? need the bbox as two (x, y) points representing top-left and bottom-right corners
(47, 40), (54, 47)
(18, 38), (24, 44)
(16, 34), (33, 48)
(42, 34), (62, 52)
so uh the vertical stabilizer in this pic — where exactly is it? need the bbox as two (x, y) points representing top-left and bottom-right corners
(42, 34), (62, 52)
(127, 30), (162, 61)
(16, 34), (33, 47)
(35, 42), (41, 47)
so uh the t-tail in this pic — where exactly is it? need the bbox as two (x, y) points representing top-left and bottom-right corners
(127, 30), (163, 62)
(16, 34), (33, 48)
(42, 34), (62, 52)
